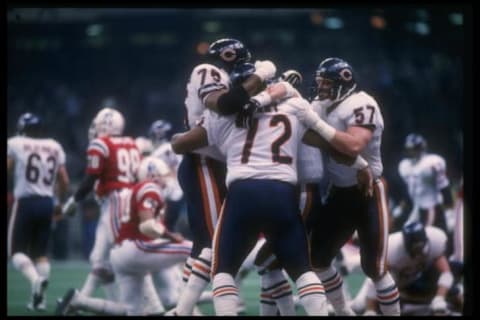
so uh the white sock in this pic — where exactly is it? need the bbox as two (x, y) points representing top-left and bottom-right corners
(295, 271), (328, 315)
(374, 272), (400, 316)
(80, 272), (102, 297)
(12, 253), (39, 285)
(74, 292), (127, 315)
(316, 267), (354, 315)
(181, 256), (195, 289)
(35, 260), (51, 279)
(176, 248), (212, 315)
(212, 272), (239, 316)
(261, 269), (295, 315)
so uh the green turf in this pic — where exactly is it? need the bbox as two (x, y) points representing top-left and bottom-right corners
(8, 260), (365, 316)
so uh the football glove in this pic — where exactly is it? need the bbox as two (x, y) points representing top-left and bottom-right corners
(235, 99), (259, 129)
(254, 60), (277, 81)
(62, 196), (77, 217)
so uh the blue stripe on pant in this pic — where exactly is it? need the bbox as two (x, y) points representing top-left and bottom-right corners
(177, 153), (226, 258)
(213, 179), (311, 281)
(9, 195), (54, 258)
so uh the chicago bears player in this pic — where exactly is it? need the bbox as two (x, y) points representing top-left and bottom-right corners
(8, 112), (70, 311)
(62, 107), (141, 301)
(171, 86), (373, 315)
(251, 57), (401, 315)
(397, 134), (454, 239)
(174, 37), (277, 315)
(56, 157), (192, 316)
(350, 222), (457, 315)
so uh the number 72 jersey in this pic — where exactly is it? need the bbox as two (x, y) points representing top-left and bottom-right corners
(87, 136), (141, 198)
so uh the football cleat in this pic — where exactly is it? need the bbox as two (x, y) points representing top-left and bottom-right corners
(55, 288), (78, 316)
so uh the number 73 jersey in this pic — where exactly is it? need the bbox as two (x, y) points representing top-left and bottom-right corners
(87, 136), (141, 197)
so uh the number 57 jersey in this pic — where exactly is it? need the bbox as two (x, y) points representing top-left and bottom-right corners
(315, 91), (384, 187)
(87, 136), (141, 198)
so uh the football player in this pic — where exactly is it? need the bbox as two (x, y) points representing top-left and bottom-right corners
(350, 222), (457, 315)
(249, 57), (401, 315)
(171, 82), (373, 315)
(62, 107), (141, 301)
(56, 157), (192, 316)
(174, 37), (277, 315)
(8, 112), (70, 310)
(396, 134), (454, 244)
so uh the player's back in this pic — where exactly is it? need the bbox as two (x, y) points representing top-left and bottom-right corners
(115, 180), (165, 243)
(7, 135), (66, 198)
(87, 135), (141, 197)
(204, 97), (308, 187)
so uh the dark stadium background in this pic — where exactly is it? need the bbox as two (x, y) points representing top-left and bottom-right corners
(7, 7), (469, 315)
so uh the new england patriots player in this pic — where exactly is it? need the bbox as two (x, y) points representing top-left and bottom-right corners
(56, 157), (191, 316)
(174, 38), (277, 315)
(396, 134), (454, 239)
(8, 112), (70, 311)
(62, 107), (141, 301)
(350, 222), (458, 315)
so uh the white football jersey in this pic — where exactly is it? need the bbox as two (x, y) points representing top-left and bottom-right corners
(7, 136), (66, 198)
(313, 91), (384, 187)
(297, 142), (324, 183)
(151, 142), (183, 171)
(387, 226), (447, 288)
(202, 97), (309, 187)
(398, 153), (450, 209)
(184, 63), (230, 161)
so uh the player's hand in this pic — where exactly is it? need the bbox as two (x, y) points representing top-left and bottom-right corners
(62, 196), (77, 217)
(235, 100), (259, 129)
(230, 62), (256, 86)
(280, 69), (303, 87)
(356, 166), (374, 198)
(53, 204), (64, 222)
(430, 295), (448, 315)
(254, 60), (277, 81)
(296, 102), (321, 128)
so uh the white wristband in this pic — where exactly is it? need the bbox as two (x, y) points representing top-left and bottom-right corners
(352, 156), (369, 170)
(251, 91), (272, 107)
(312, 119), (336, 142)
(282, 82), (298, 98)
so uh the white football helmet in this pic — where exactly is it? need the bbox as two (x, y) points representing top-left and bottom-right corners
(138, 156), (171, 182)
(89, 107), (125, 140)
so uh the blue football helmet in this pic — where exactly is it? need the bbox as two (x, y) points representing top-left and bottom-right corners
(207, 38), (252, 73)
(17, 112), (42, 136)
(313, 57), (357, 103)
(404, 133), (427, 159)
(402, 222), (428, 258)
(149, 119), (172, 145)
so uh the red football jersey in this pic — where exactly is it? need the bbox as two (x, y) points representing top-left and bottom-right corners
(115, 180), (165, 243)
(86, 136), (141, 197)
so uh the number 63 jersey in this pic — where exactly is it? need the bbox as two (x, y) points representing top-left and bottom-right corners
(315, 91), (384, 187)
(87, 136), (141, 198)
(8, 135), (66, 199)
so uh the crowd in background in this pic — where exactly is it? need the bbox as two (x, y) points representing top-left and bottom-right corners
(7, 8), (465, 259)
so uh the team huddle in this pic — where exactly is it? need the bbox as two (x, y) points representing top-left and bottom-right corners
(7, 38), (464, 316)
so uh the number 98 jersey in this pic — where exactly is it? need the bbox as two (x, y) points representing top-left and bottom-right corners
(314, 91), (384, 187)
(8, 136), (66, 199)
(87, 136), (141, 197)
